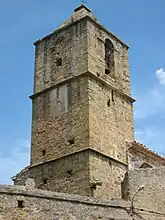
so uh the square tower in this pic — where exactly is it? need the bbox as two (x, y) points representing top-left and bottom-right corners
(29, 5), (135, 200)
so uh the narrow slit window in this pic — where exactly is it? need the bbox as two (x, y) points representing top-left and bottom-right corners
(107, 99), (110, 107)
(42, 149), (46, 156)
(90, 184), (96, 197)
(105, 39), (114, 75)
(112, 91), (115, 102)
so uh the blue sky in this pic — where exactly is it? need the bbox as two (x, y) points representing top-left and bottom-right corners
(0, 0), (165, 184)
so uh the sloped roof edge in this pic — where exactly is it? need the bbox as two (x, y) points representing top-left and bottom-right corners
(126, 140), (165, 163)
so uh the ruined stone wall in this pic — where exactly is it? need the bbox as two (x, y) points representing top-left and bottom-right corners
(31, 76), (89, 165)
(88, 77), (134, 164)
(87, 19), (131, 96)
(12, 167), (30, 186)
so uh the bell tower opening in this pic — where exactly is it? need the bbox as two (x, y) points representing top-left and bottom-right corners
(105, 38), (114, 75)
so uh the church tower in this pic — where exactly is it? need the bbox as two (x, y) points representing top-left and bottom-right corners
(29, 4), (135, 200)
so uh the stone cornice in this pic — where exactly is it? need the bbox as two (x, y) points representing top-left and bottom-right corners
(30, 71), (135, 103)
(0, 185), (130, 209)
(29, 148), (128, 169)
(34, 15), (129, 49)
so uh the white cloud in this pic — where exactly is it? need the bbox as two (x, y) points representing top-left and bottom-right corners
(134, 67), (165, 155)
(156, 68), (165, 85)
(0, 140), (30, 184)
(133, 68), (165, 119)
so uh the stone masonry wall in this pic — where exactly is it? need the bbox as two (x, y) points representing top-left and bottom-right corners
(30, 150), (91, 197)
(87, 19), (131, 96)
(34, 19), (88, 94)
(89, 150), (127, 200)
(15, 149), (127, 200)
(31, 76), (89, 165)
(122, 166), (165, 219)
(12, 167), (30, 186)
(0, 183), (164, 219)
(0, 185), (131, 220)
(29, 5), (135, 200)
(88, 77), (134, 164)
(31, 74), (134, 198)
(128, 147), (165, 170)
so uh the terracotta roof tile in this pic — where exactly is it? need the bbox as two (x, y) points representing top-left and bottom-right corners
(126, 140), (165, 163)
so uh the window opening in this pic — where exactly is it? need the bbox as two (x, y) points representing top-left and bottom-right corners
(69, 138), (75, 145)
(90, 184), (96, 197)
(112, 91), (115, 102)
(107, 99), (110, 107)
(66, 170), (73, 176)
(43, 178), (48, 184)
(42, 149), (46, 156)
(56, 57), (62, 67)
(105, 39), (114, 75)
(18, 200), (24, 208)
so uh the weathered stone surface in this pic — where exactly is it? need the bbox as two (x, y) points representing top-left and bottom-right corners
(33, 19), (88, 94)
(31, 76), (89, 165)
(30, 149), (91, 197)
(88, 77), (134, 164)
(5, 4), (165, 220)
(25, 178), (35, 190)
(12, 167), (30, 186)
(30, 149), (127, 199)
(0, 185), (131, 220)
(89, 150), (127, 200)
(87, 20), (131, 96)
(14, 4), (135, 200)
(127, 141), (165, 170)
(122, 166), (165, 219)
(0, 183), (164, 219)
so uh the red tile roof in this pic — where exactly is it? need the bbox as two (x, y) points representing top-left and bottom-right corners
(127, 140), (165, 163)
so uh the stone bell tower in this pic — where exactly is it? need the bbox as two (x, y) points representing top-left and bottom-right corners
(29, 4), (135, 200)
